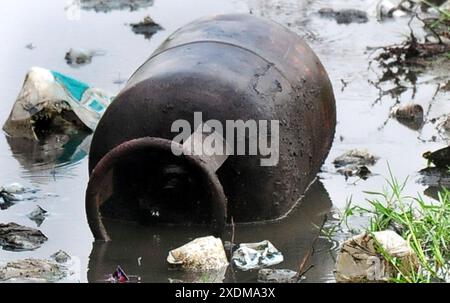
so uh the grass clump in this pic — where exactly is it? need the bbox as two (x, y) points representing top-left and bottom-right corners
(329, 168), (450, 283)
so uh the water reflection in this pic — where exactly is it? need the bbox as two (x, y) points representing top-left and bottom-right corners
(87, 180), (332, 283)
(6, 132), (91, 174)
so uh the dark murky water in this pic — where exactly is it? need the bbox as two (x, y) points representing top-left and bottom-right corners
(0, 0), (448, 282)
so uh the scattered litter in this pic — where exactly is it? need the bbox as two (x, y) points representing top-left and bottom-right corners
(423, 146), (450, 168)
(130, 16), (163, 39)
(109, 266), (129, 283)
(65, 48), (106, 67)
(0, 259), (67, 282)
(25, 43), (36, 50)
(80, 0), (154, 13)
(3, 67), (113, 140)
(51, 250), (71, 264)
(257, 268), (298, 283)
(333, 149), (378, 180)
(0, 222), (48, 251)
(106, 266), (140, 283)
(318, 8), (368, 24)
(232, 240), (283, 271)
(335, 230), (418, 282)
(167, 236), (228, 271)
(27, 205), (48, 226)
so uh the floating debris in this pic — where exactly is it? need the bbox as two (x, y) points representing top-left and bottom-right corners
(318, 8), (368, 24)
(0, 259), (67, 282)
(370, 0), (411, 21)
(0, 223), (48, 251)
(257, 268), (298, 283)
(25, 43), (36, 50)
(109, 266), (129, 283)
(232, 240), (283, 271)
(130, 16), (163, 39)
(167, 236), (228, 271)
(333, 149), (378, 180)
(80, 0), (154, 13)
(391, 103), (424, 130)
(27, 205), (48, 227)
(3, 67), (113, 140)
(51, 250), (71, 264)
(335, 231), (418, 282)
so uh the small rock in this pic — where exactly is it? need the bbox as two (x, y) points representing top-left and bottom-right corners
(0, 259), (66, 282)
(51, 250), (71, 263)
(25, 43), (36, 50)
(356, 165), (372, 180)
(318, 8), (368, 24)
(334, 149), (378, 168)
(334, 149), (378, 180)
(232, 240), (284, 271)
(257, 269), (298, 283)
(423, 146), (450, 168)
(130, 15), (163, 39)
(442, 81), (450, 91)
(335, 230), (418, 282)
(167, 236), (228, 271)
(391, 104), (424, 130)
(3, 183), (26, 194)
(0, 223), (48, 251)
(27, 205), (48, 226)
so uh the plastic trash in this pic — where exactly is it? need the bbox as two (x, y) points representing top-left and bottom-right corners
(3, 67), (113, 140)
(232, 240), (284, 271)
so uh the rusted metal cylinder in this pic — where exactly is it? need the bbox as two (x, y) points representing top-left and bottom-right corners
(86, 14), (336, 241)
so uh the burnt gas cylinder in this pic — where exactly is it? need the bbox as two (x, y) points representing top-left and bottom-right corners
(86, 14), (336, 241)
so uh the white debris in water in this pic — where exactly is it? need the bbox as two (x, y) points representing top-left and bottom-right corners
(232, 240), (284, 271)
(167, 236), (228, 271)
